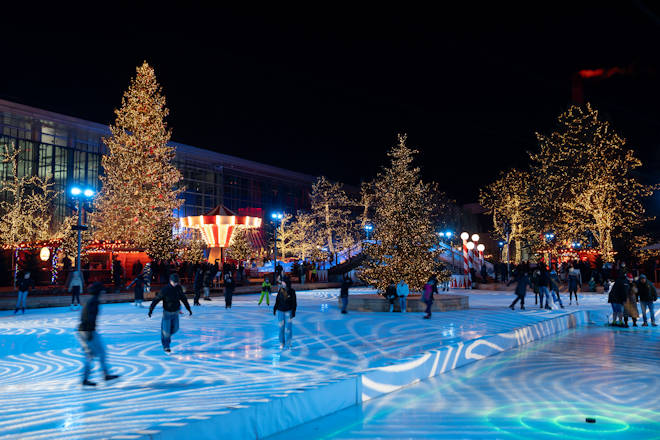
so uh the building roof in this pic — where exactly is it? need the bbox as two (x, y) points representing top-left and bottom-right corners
(0, 98), (317, 185)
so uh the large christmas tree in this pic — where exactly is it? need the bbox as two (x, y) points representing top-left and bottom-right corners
(359, 134), (440, 292)
(92, 62), (182, 248)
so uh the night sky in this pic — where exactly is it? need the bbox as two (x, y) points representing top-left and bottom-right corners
(2, 4), (660, 207)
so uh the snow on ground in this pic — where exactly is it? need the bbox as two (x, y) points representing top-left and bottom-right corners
(0, 288), (648, 439)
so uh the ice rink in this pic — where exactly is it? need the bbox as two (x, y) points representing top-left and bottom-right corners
(270, 326), (660, 439)
(0, 287), (651, 439)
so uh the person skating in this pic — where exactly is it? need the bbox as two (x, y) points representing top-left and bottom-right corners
(77, 282), (120, 386)
(508, 272), (529, 310)
(531, 267), (541, 307)
(422, 279), (434, 319)
(67, 269), (85, 310)
(14, 271), (35, 314)
(127, 273), (145, 307)
(385, 283), (397, 312)
(636, 274), (658, 327)
(193, 266), (203, 306)
(537, 265), (553, 310)
(202, 265), (212, 301)
(259, 278), (272, 306)
(273, 277), (297, 350)
(340, 276), (353, 314)
(112, 259), (123, 293)
(568, 264), (582, 305)
(148, 274), (192, 353)
(142, 262), (152, 296)
(224, 270), (235, 309)
(623, 274), (639, 327)
(549, 269), (564, 309)
(608, 273), (628, 327)
(396, 280), (409, 313)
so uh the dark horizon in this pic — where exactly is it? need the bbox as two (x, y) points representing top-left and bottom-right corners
(2, 4), (660, 210)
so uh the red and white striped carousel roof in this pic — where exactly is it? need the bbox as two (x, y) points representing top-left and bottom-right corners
(179, 205), (262, 248)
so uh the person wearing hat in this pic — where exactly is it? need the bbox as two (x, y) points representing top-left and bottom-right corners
(636, 274), (657, 327)
(77, 282), (120, 386)
(148, 273), (192, 353)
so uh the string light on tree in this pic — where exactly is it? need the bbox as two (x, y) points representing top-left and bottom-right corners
(91, 61), (183, 249)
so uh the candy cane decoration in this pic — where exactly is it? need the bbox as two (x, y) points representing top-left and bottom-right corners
(461, 232), (471, 289)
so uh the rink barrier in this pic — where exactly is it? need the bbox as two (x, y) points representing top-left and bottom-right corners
(135, 310), (591, 440)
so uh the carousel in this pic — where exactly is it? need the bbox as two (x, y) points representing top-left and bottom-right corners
(178, 205), (263, 262)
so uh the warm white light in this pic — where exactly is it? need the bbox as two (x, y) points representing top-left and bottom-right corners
(460, 232), (469, 241)
(477, 244), (485, 252)
(39, 247), (50, 261)
(466, 241), (475, 250)
(471, 234), (480, 242)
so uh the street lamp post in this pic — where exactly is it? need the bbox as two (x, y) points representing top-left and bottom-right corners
(271, 212), (284, 281)
(364, 224), (373, 240)
(70, 186), (95, 271)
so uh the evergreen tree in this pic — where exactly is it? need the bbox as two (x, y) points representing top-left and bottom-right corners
(92, 62), (183, 247)
(144, 216), (177, 261)
(359, 134), (439, 292)
(227, 226), (255, 262)
(179, 234), (206, 264)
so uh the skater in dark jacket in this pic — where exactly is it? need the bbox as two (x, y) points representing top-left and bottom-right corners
(193, 266), (203, 306)
(77, 282), (119, 386)
(127, 273), (145, 307)
(224, 271), (235, 309)
(508, 272), (529, 310)
(273, 277), (297, 349)
(340, 276), (353, 314)
(608, 274), (628, 327)
(14, 271), (35, 314)
(148, 274), (192, 353)
(385, 283), (397, 312)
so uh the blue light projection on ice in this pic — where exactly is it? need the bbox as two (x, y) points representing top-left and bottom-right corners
(0, 289), (655, 439)
(272, 326), (660, 439)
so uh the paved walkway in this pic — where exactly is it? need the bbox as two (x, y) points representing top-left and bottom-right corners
(270, 325), (660, 439)
(0, 288), (652, 439)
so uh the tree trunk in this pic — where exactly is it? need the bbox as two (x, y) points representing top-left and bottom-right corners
(325, 203), (335, 254)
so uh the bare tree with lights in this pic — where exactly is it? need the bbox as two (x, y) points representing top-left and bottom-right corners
(310, 176), (352, 257)
(480, 168), (538, 264)
(0, 143), (57, 247)
(531, 104), (655, 261)
(91, 62), (183, 248)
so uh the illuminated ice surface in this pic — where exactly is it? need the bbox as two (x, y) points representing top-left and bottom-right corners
(269, 326), (660, 439)
(0, 288), (651, 439)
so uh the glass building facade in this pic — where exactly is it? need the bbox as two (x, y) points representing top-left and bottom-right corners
(0, 99), (314, 229)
